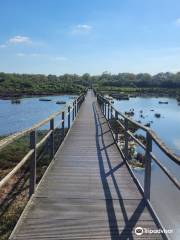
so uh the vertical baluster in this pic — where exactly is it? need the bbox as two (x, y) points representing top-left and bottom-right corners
(68, 106), (71, 129)
(79, 97), (81, 108)
(108, 103), (110, 120)
(50, 119), (54, 158)
(75, 100), (77, 116)
(72, 102), (75, 121)
(62, 111), (65, 139)
(124, 118), (129, 161)
(77, 99), (79, 113)
(115, 111), (118, 142)
(144, 132), (152, 200)
(78, 98), (81, 112)
(29, 130), (36, 197)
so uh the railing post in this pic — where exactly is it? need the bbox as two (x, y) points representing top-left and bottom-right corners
(72, 102), (75, 121)
(75, 100), (77, 117)
(115, 110), (118, 142)
(108, 103), (110, 120)
(50, 118), (54, 158)
(77, 99), (79, 113)
(79, 96), (81, 108)
(62, 111), (65, 139)
(144, 132), (152, 200)
(78, 99), (80, 112)
(124, 118), (129, 161)
(68, 106), (71, 129)
(111, 106), (113, 119)
(29, 130), (36, 198)
(102, 101), (104, 114)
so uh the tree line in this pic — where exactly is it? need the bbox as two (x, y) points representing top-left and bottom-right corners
(0, 71), (180, 97)
(92, 72), (180, 88)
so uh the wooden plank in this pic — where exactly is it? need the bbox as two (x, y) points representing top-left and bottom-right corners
(10, 90), (164, 240)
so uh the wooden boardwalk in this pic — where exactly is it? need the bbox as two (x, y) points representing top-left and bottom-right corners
(10, 90), (164, 239)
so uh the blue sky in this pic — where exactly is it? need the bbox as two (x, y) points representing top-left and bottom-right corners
(0, 0), (180, 75)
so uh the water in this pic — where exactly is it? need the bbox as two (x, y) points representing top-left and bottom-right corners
(111, 96), (180, 239)
(113, 96), (180, 155)
(0, 95), (76, 136)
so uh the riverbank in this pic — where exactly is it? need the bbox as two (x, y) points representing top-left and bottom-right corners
(96, 87), (180, 98)
(0, 90), (86, 100)
(0, 92), (78, 100)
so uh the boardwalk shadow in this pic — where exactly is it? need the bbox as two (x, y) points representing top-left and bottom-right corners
(93, 102), (146, 240)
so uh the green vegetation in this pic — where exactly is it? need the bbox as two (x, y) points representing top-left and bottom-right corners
(93, 72), (180, 96)
(0, 72), (86, 98)
(93, 71), (180, 88)
(0, 131), (50, 174)
(1, 71), (180, 98)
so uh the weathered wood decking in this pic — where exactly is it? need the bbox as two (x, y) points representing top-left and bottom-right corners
(10, 90), (164, 239)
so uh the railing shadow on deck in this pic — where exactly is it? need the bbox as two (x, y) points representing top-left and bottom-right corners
(93, 102), (149, 240)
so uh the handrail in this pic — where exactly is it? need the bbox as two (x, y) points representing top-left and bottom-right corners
(98, 94), (180, 164)
(149, 129), (180, 165)
(0, 108), (66, 151)
(150, 152), (180, 190)
(127, 130), (146, 151)
(96, 93), (180, 196)
(0, 149), (34, 189)
(36, 130), (53, 149)
(0, 93), (84, 151)
(0, 91), (86, 197)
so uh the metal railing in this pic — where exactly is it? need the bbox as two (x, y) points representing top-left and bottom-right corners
(96, 93), (180, 202)
(0, 93), (86, 197)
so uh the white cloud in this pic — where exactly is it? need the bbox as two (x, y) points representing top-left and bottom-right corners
(30, 53), (40, 57)
(72, 24), (92, 34)
(0, 44), (7, 48)
(16, 52), (42, 57)
(77, 24), (92, 31)
(16, 53), (67, 61)
(53, 56), (67, 61)
(8, 35), (31, 44)
(175, 18), (180, 26)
